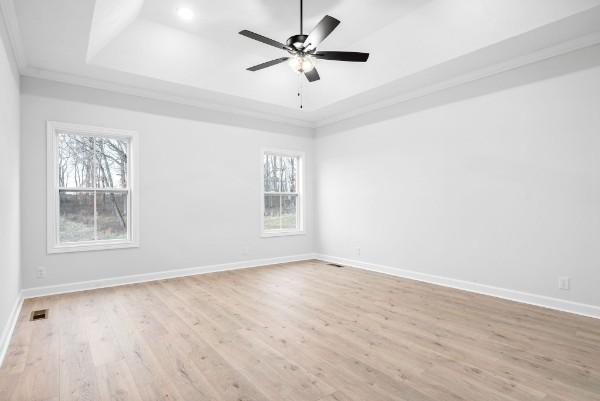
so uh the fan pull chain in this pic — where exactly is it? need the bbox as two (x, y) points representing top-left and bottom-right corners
(297, 73), (304, 109)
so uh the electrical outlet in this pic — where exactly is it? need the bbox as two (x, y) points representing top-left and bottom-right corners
(36, 266), (47, 279)
(356, 247), (361, 257)
(558, 276), (570, 291)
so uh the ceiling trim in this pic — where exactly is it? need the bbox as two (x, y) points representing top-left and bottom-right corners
(316, 42), (600, 137)
(314, 30), (600, 128)
(20, 28), (600, 134)
(0, 0), (26, 69)
(21, 65), (316, 130)
(21, 75), (315, 137)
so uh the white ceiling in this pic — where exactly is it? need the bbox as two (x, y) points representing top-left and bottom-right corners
(10, 0), (600, 124)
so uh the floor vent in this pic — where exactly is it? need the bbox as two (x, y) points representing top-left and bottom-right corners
(30, 309), (49, 321)
(327, 263), (344, 268)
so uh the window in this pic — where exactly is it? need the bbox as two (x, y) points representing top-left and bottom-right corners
(262, 149), (304, 236)
(47, 122), (139, 253)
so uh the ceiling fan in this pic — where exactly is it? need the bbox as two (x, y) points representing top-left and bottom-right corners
(239, 0), (369, 83)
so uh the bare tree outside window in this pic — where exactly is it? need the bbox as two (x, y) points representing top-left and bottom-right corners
(263, 152), (301, 233)
(57, 132), (130, 243)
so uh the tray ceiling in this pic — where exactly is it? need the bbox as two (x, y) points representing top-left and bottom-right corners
(11, 0), (600, 125)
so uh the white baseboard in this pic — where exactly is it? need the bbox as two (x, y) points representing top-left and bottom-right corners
(317, 254), (600, 320)
(0, 292), (24, 368)
(21, 253), (317, 299)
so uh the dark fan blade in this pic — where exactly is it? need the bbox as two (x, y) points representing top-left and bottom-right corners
(313, 51), (369, 62)
(305, 68), (320, 82)
(247, 57), (289, 71)
(304, 16), (340, 50)
(239, 30), (292, 51)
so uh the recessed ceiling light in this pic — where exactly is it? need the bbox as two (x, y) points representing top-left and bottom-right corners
(176, 7), (194, 21)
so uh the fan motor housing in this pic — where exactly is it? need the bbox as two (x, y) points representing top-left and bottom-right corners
(287, 34), (309, 51)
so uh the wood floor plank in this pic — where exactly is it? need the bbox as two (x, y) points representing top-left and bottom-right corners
(1, 261), (599, 401)
(95, 360), (144, 401)
(9, 296), (61, 401)
(100, 287), (189, 401)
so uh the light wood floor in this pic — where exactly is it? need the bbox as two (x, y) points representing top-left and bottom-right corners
(1, 260), (600, 401)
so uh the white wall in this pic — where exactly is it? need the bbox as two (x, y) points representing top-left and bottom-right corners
(20, 93), (315, 289)
(0, 15), (21, 352)
(13, 38), (600, 314)
(316, 66), (600, 307)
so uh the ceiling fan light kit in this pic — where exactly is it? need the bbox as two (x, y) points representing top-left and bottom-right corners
(239, 0), (369, 108)
(288, 54), (315, 73)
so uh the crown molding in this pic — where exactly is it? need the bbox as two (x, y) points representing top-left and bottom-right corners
(316, 42), (600, 137)
(21, 73), (316, 137)
(0, 0), (26, 69)
(312, 3), (600, 131)
(21, 66), (317, 133)
(20, 29), (600, 136)
(315, 32), (600, 130)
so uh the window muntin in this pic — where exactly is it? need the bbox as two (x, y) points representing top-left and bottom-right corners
(262, 151), (303, 235)
(48, 122), (138, 253)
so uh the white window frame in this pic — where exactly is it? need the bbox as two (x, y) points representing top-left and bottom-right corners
(261, 148), (305, 238)
(46, 121), (140, 254)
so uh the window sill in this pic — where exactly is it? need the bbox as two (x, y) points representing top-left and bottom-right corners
(261, 230), (306, 238)
(47, 240), (139, 254)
